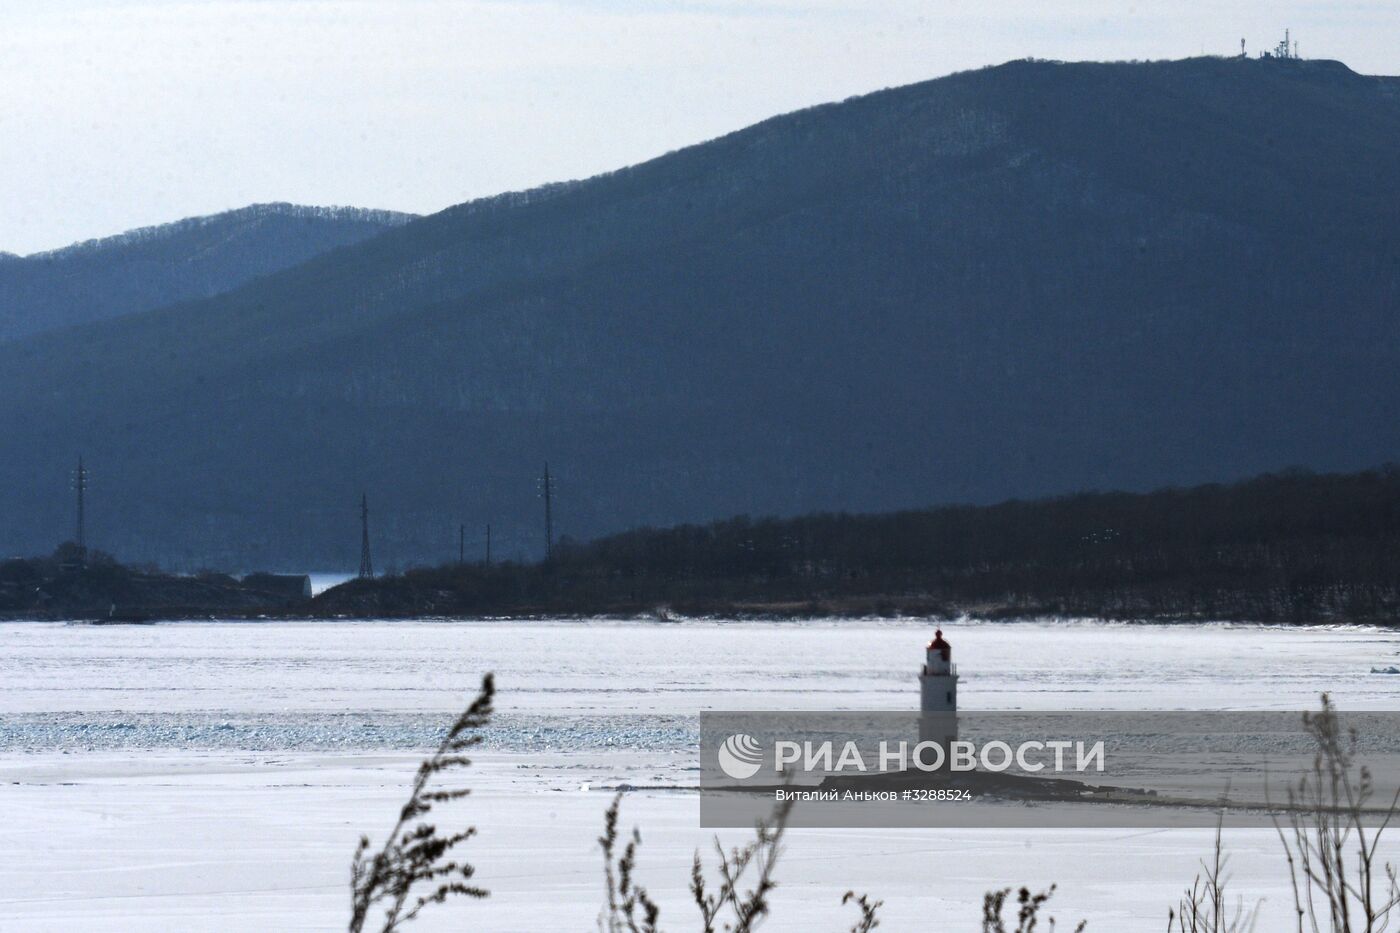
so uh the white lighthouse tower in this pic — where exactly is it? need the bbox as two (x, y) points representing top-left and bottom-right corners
(918, 628), (958, 749)
(920, 629), (957, 711)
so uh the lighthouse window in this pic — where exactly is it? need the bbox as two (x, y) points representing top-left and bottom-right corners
(946, 691), (952, 703)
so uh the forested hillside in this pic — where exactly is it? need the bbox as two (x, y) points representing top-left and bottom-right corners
(1, 56), (1398, 567)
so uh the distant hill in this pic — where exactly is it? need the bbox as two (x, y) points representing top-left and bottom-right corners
(0, 56), (1398, 568)
(0, 203), (416, 341)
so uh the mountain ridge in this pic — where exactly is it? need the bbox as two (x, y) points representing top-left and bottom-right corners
(19, 202), (416, 261)
(0, 202), (417, 342)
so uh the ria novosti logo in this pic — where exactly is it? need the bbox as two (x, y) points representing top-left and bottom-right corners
(716, 733), (764, 779)
(712, 731), (1107, 780)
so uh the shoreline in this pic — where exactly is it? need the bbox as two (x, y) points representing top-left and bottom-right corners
(2, 608), (1395, 627)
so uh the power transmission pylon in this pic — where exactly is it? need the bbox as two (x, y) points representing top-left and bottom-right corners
(359, 493), (374, 579)
(72, 456), (88, 564)
(541, 462), (554, 562)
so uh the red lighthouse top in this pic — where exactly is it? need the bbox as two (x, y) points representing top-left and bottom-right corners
(928, 629), (951, 662)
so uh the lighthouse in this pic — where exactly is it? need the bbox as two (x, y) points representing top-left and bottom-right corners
(918, 628), (958, 750)
(920, 628), (958, 711)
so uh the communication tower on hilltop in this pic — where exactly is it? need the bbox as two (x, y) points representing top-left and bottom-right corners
(1259, 29), (1298, 59)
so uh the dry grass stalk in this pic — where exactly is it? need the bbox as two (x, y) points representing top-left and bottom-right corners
(688, 796), (791, 932)
(599, 793), (662, 933)
(599, 792), (886, 932)
(841, 890), (883, 931)
(1167, 815), (1259, 933)
(348, 673), (494, 932)
(982, 884), (1086, 932)
(598, 792), (795, 932)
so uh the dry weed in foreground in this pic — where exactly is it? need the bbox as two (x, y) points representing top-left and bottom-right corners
(598, 792), (662, 933)
(1167, 815), (1259, 933)
(348, 673), (494, 933)
(1171, 693), (1400, 933)
(1272, 694), (1400, 933)
(841, 890), (883, 931)
(982, 884), (1086, 932)
(598, 791), (800, 932)
(599, 791), (895, 932)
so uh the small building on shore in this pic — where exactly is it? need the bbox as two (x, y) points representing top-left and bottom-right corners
(241, 572), (313, 606)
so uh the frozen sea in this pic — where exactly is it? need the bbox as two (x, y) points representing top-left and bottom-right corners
(3, 618), (1400, 931)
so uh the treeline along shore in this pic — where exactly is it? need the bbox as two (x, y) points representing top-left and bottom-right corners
(0, 544), (313, 620)
(4, 466), (1399, 623)
(315, 466), (1400, 623)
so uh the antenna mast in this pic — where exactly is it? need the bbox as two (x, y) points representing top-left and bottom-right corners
(359, 493), (374, 579)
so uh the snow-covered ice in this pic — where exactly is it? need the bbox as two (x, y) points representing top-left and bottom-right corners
(3, 618), (1400, 930)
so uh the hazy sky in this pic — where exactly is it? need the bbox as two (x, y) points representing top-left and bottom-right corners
(2, 0), (1395, 254)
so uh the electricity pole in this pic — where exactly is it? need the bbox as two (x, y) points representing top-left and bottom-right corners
(72, 456), (88, 564)
(359, 494), (374, 579)
(541, 462), (554, 562)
